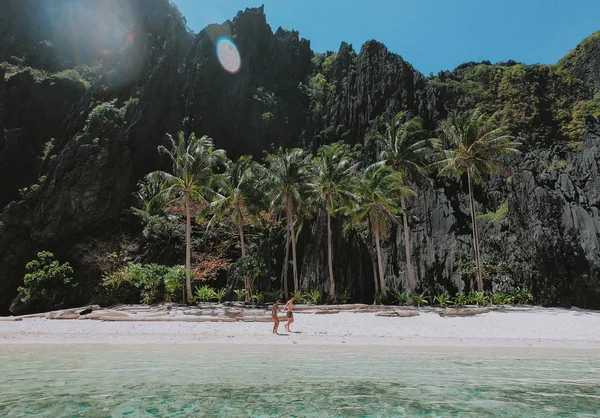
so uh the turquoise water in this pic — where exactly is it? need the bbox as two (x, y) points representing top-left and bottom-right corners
(0, 345), (599, 417)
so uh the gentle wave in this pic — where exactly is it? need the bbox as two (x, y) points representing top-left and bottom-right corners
(1, 345), (599, 417)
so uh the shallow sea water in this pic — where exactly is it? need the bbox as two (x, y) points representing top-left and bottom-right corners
(0, 344), (599, 417)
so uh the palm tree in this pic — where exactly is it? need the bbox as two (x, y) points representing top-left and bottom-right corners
(348, 163), (415, 298)
(210, 155), (265, 299)
(265, 148), (313, 297)
(134, 178), (169, 216)
(146, 132), (225, 303)
(375, 112), (439, 293)
(312, 142), (358, 301)
(436, 110), (520, 292)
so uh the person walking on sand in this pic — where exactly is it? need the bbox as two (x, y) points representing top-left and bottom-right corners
(271, 299), (280, 334)
(284, 296), (295, 332)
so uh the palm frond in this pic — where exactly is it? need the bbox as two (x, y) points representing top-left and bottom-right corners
(437, 109), (521, 180)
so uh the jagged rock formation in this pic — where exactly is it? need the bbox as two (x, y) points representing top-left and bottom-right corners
(1, 3), (599, 313)
(182, 8), (312, 155)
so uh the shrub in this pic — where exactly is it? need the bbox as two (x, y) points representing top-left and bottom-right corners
(18, 251), (75, 305)
(40, 138), (55, 162)
(307, 72), (334, 112)
(468, 291), (490, 306)
(394, 291), (408, 306)
(456, 257), (511, 289)
(230, 255), (264, 300)
(194, 285), (217, 302)
(193, 253), (230, 281)
(22, 67), (48, 83)
(252, 291), (265, 304)
(140, 264), (169, 304)
(53, 68), (90, 89)
(477, 200), (509, 225)
(89, 99), (121, 119)
(452, 293), (468, 307)
(291, 290), (305, 303)
(304, 290), (321, 305)
(411, 293), (429, 307)
(0, 62), (47, 82)
(374, 292), (387, 305)
(565, 93), (600, 140)
(163, 265), (185, 302)
(85, 99), (125, 134)
(492, 292), (510, 305)
(117, 263), (166, 304)
(99, 263), (185, 305)
(337, 291), (349, 304)
(433, 293), (451, 307)
(215, 288), (226, 302)
(511, 288), (534, 305)
(233, 289), (246, 301)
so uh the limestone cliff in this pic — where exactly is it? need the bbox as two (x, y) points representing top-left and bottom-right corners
(1, 3), (599, 313)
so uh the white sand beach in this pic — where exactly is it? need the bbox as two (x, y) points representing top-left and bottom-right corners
(1, 305), (599, 349)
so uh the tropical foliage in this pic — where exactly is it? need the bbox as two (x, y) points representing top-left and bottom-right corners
(265, 148), (313, 297)
(374, 112), (439, 293)
(99, 263), (185, 305)
(436, 110), (520, 292)
(347, 163), (415, 297)
(26, 107), (540, 309)
(311, 142), (358, 300)
(18, 251), (76, 306)
(145, 132), (225, 303)
(210, 156), (265, 300)
(229, 255), (266, 302)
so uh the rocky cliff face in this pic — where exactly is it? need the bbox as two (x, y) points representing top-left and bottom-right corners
(182, 6), (312, 156)
(559, 31), (600, 95)
(0, 5), (599, 313)
(0, 71), (87, 209)
(0, 0), (193, 313)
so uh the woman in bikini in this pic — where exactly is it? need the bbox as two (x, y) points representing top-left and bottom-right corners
(284, 296), (295, 332)
(271, 299), (280, 334)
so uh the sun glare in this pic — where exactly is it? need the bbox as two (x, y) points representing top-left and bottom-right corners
(216, 37), (241, 74)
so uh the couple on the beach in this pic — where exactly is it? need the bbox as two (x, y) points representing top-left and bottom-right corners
(271, 297), (294, 334)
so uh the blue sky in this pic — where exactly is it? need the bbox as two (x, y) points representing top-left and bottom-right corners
(172, 0), (600, 75)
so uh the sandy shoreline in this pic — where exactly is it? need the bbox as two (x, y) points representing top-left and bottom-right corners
(1, 305), (599, 349)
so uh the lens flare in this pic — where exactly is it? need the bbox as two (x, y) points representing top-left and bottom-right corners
(216, 37), (241, 74)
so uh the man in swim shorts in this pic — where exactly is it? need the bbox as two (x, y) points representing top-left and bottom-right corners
(284, 296), (295, 332)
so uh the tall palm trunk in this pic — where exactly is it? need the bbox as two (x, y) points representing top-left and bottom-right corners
(237, 211), (249, 301)
(327, 211), (335, 301)
(368, 220), (379, 297)
(282, 227), (290, 299)
(467, 169), (483, 292)
(374, 223), (387, 298)
(371, 255), (379, 297)
(287, 201), (299, 293)
(401, 195), (416, 293)
(185, 193), (192, 303)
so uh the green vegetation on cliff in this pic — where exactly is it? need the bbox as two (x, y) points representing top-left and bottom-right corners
(1, 61), (92, 88)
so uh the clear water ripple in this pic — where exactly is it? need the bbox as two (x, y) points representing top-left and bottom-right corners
(0, 345), (599, 417)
